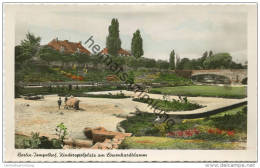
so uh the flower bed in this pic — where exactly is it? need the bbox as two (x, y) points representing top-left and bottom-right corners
(132, 97), (203, 112)
(52, 68), (84, 81)
(167, 127), (238, 141)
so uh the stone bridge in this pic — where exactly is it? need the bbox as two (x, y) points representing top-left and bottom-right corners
(191, 69), (247, 84)
(174, 69), (247, 84)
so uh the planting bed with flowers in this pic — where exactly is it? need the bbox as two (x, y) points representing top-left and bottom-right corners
(119, 105), (247, 149)
(166, 127), (238, 142)
(132, 96), (203, 112)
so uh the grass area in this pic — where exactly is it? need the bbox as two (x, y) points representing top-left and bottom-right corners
(173, 105), (247, 132)
(149, 85), (247, 99)
(119, 136), (244, 149)
(132, 97), (203, 112)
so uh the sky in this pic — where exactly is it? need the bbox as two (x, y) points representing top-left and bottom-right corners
(15, 4), (249, 64)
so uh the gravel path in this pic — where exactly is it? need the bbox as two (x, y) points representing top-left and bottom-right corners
(15, 91), (246, 139)
(15, 95), (133, 139)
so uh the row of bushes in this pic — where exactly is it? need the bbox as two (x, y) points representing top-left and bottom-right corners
(58, 93), (131, 99)
(152, 72), (193, 86)
(16, 85), (128, 97)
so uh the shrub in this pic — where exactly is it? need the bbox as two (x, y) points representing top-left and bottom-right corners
(154, 123), (169, 137)
(210, 106), (247, 132)
(23, 132), (63, 149)
(120, 112), (158, 136)
(152, 72), (192, 86)
(55, 122), (68, 146)
(68, 84), (72, 91)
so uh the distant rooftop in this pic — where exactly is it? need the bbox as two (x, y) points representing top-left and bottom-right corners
(48, 38), (91, 55)
(100, 48), (131, 56)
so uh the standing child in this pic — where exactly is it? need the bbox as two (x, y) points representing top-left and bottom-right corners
(58, 97), (62, 110)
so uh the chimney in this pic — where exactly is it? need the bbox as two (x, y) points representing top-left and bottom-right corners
(56, 37), (58, 41)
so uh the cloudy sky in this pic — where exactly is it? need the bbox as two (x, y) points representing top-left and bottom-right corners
(15, 4), (249, 63)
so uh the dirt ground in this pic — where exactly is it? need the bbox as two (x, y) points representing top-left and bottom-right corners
(15, 91), (246, 139)
(15, 94), (142, 139)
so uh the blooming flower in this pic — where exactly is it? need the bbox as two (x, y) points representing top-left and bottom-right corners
(177, 131), (183, 137)
(71, 75), (77, 80)
(208, 129), (215, 134)
(194, 130), (200, 135)
(184, 130), (193, 137)
(216, 128), (223, 135)
(227, 130), (235, 136)
(78, 76), (84, 81)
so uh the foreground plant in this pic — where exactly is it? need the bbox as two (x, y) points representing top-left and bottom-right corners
(22, 123), (69, 149)
(23, 132), (63, 149)
(55, 122), (68, 146)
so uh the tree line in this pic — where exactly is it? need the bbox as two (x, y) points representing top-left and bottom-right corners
(15, 32), (169, 70)
(169, 50), (246, 70)
(15, 18), (246, 75)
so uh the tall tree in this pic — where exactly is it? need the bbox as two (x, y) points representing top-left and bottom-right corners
(202, 51), (208, 59)
(16, 32), (41, 63)
(106, 18), (121, 56)
(39, 46), (61, 65)
(175, 54), (181, 70)
(131, 30), (144, 58)
(169, 50), (175, 70)
(15, 32), (41, 97)
(209, 50), (213, 57)
(200, 51), (208, 69)
(177, 58), (192, 70)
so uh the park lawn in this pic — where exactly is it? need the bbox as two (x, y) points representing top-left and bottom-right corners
(150, 85), (247, 99)
(119, 136), (244, 149)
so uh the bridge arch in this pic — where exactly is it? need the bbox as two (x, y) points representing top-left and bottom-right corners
(191, 74), (231, 84)
(190, 69), (247, 85)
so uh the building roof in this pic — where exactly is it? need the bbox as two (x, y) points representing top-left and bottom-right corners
(100, 48), (131, 56)
(48, 38), (91, 55)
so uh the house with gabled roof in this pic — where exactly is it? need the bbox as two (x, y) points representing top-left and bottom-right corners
(48, 38), (91, 55)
